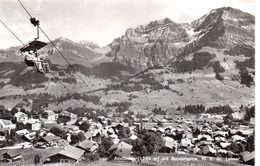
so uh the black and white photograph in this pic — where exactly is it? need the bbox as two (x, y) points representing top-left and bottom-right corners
(0, 0), (256, 165)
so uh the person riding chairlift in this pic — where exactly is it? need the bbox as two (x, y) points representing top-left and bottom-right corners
(23, 50), (46, 73)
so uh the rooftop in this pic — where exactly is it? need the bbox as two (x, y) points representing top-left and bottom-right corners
(59, 145), (85, 160)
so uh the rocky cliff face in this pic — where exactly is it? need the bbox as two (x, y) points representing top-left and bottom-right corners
(107, 7), (255, 71)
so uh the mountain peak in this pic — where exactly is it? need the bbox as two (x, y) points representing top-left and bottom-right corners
(79, 40), (100, 50)
(55, 37), (75, 43)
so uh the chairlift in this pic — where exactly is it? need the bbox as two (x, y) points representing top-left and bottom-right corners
(20, 17), (50, 73)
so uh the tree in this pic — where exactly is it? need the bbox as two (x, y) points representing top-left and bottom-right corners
(97, 137), (114, 157)
(10, 129), (19, 143)
(34, 154), (41, 164)
(240, 70), (253, 87)
(35, 131), (40, 141)
(80, 121), (91, 132)
(11, 107), (18, 115)
(157, 121), (163, 127)
(142, 132), (163, 155)
(70, 134), (81, 145)
(224, 112), (233, 125)
(78, 132), (86, 142)
(20, 108), (26, 114)
(16, 122), (27, 130)
(215, 72), (224, 80)
(117, 127), (131, 139)
(229, 142), (240, 153)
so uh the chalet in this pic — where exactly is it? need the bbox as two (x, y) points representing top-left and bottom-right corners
(200, 114), (212, 119)
(23, 132), (36, 142)
(129, 134), (138, 140)
(193, 147), (201, 155)
(231, 135), (246, 142)
(2, 150), (22, 162)
(84, 131), (92, 140)
(219, 142), (231, 149)
(98, 116), (107, 124)
(58, 111), (77, 124)
(14, 112), (29, 124)
(198, 134), (214, 142)
(40, 134), (61, 146)
(16, 129), (30, 136)
(42, 110), (57, 121)
(27, 118), (41, 131)
(110, 133), (120, 144)
(77, 139), (98, 153)
(107, 141), (133, 160)
(44, 145), (85, 163)
(181, 138), (192, 147)
(201, 145), (216, 156)
(160, 136), (177, 153)
(240, 151), (255, 165)
(185, 131), (193, 139)
(0, 119), (16, 130)
(240, 129), (254, 136)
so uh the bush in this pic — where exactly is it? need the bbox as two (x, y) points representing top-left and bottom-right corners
(80, 121), (91, 132)
(240, 70), (253, 87)
(34, 154), (41, 164)
(213, 61), (225, 73)
(90, 153), (100, 161)
(215, 73), (224, 80)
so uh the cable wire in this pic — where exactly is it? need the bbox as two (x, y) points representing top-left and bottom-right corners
(49, 72), (86, 107)
(17, 0), (107, 110)
(1, 0), (33, 40)
(0, 19), (24, 45)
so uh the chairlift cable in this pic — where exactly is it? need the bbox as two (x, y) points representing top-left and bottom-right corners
(0, 20), (87, 108)
(17, 0), (33, 18)
(1, 0), (33, 39)
(0, 19), (24, 45)
(49, 72), (86, 107)
(17, 0), (107, 110)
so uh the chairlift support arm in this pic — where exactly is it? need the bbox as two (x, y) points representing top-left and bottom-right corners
(30, 17), (40, 40)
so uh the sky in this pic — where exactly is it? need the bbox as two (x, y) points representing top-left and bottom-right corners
(0, 0), (256, 49)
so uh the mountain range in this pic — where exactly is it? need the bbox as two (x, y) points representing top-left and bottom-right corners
(0, 7), (255, 114)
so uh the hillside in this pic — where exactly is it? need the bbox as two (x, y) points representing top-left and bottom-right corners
(0, 7), (255, 115)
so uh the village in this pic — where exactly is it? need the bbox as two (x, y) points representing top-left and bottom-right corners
(0, 106), (255, 165)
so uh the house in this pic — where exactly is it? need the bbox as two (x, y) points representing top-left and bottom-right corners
(23, 132), (36, 142)
(77, 139), (98, 152)
(181, 138), (192, 147)
(58, 111), (77, 124)
(110, 133), (120, 144)
(107, 141), (133, 160)
(201, 145), (216, 156)
(16, 129), (30, 136)
(44, 145), (85, 163)
(129, 134), (138, 140)
(42, 110), (57, 121)
(98, 116), (107, 124)
(40, 134), (61, 146)
(240, 151), (255, 164)
(200, 114), (212, 119)
(0, 119), (16, 130)
(14, 112), (29, 124)
(27, 118), (41, 131)
(160, 137), (177, 153)
(2, 150), (22, 162)
(231, 135), (246, 142)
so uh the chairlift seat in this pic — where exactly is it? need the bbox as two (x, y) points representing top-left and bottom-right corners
(20, 40), (47, 52)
